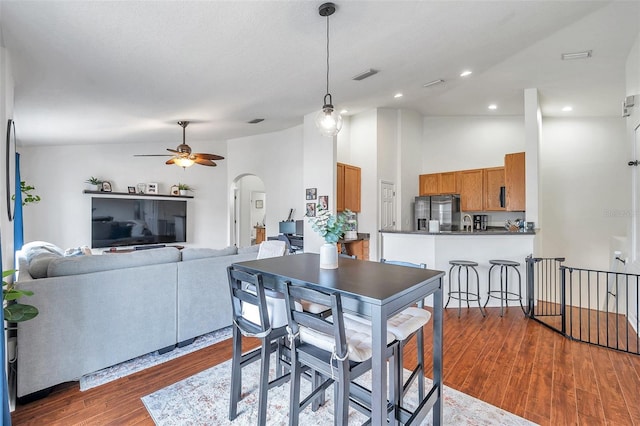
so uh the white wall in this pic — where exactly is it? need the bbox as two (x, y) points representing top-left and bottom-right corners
(540, 117), (629, 270)
(1, 47), (14, 270)
(348, 109), (378, 256)
(20, 139), (230, 249)
(227, 125), (303, 243)
(423, 116), (526, 172)
(398, 109), (423, 232)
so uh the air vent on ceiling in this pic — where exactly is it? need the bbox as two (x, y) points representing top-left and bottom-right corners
(248, 118), (264, 124)
(423, 79), (444, 88)
(352, 69), (379, 81)
(561, 50), (592, 60)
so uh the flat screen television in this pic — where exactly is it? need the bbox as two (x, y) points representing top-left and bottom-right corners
(91, 197), (187, 248)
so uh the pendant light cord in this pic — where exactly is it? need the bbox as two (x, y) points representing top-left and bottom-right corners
(325, 13), (330, 97)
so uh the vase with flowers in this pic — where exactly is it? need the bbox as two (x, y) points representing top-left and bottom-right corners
(307, 204), (351, 269)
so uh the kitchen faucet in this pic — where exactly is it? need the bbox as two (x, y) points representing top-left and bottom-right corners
(463, 214), (472, 232)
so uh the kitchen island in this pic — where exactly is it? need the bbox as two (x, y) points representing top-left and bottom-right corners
(380, 229), (536, 309)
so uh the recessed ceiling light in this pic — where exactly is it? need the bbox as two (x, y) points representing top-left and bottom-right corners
(394, 93), (403, 98)
(340, 109), (348, 114)
(460, 70), (472, 77)
(561, 50), (592, 60)
(488, 104), (497, 110)
(562, 106), (573, 112)
(423, 79), (445, 88)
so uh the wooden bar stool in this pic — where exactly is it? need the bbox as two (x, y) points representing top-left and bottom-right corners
(445, 260), (485, 317)
(484, 259), (525, 316)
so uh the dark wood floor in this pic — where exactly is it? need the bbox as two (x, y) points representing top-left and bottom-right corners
(11, 307), (640, 425)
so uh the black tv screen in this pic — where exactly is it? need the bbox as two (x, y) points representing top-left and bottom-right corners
(91, 197), (187, 248)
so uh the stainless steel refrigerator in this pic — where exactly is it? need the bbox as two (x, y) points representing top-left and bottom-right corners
(430, 195), (461, 231)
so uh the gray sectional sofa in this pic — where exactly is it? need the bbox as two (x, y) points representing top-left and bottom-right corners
(14, 242), (258, 399)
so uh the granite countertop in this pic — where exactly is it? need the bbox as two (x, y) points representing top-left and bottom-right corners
(380, 228), (535, 236)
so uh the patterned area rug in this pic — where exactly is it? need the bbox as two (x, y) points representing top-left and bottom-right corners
(80, 327), (232, 391)
(142, 355), (536, 425)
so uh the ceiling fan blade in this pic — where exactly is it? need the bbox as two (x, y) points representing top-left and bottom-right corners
(167, 148), (180, 154)
(165, 158), (176, 165)
(194, 158), (216, 166)
(134, 154), (172, 157)
(194, 153), (225, 161)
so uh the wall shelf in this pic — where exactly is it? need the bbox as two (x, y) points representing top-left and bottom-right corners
(83, 190), (193, 199)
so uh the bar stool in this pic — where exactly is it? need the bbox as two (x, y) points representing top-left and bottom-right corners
(484, 259), (525, 316)
(445, 260), (485, 317)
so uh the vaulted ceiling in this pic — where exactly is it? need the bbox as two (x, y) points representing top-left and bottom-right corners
(1, 1), (638, 148)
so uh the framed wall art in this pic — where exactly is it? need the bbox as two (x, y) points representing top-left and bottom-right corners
(147, 183), (158, 194)
(305, 188), (317, 200)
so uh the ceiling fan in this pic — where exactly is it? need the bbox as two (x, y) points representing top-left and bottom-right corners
(135, 121), (224, 168)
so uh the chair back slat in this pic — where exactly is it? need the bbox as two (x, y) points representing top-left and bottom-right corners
(284, 283), (348, 359)
(380, 258), (427, 269)
(227, 266), (271, 335)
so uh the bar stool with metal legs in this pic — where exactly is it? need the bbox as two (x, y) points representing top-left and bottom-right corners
(445, 260), (485, 317)
(484, 259), (526, 316)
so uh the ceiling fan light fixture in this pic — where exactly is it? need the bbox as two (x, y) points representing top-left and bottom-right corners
(316, 2), (342, 138)
(174, 157), (195, 168)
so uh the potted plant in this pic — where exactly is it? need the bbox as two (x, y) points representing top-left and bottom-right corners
(11, 181), (41, 206)
(3, 269), (38, 327)
(85, 176), (103, 191)
(178, 183), (193, 196)
(307, 204), (351, 269)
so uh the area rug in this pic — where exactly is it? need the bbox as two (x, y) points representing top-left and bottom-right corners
(80, 327), (232, 391)
(142, 356), (536, 425)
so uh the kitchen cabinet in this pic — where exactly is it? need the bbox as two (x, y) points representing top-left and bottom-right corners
(343, 239), (369, 260)
(505, 152), (525, 211)
(459, 169), (484, 211)
(419, 174), (439, 195)
(483, 167), (505, 211)
(337, 162), (361, 212)
(418, 172), (457, 196)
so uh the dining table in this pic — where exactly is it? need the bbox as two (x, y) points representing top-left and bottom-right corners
(232, 253), (444, 425)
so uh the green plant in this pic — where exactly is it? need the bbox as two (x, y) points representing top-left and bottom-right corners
(3, 269), (38, 326)
(85, 176), (102, 185)
(11, 181), (41, 206)
(178, 183), (193, 191)
(307, 205), (351, 243)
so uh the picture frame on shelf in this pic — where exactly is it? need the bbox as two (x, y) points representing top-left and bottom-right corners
(170, 185), (179, 196)
(127, 186), (136, 194)
(147, 182), (158, 194)
(136, 183), (146, 194)
(102, 181), (112, 192)
(305, 187), (317, 200)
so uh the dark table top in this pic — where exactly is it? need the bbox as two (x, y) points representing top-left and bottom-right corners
(233, 253), (444, 307)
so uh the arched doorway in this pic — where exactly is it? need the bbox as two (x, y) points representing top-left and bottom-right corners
(231, 174), (266, 248)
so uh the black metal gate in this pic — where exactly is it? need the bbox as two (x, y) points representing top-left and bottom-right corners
(526, 256), (640, 355)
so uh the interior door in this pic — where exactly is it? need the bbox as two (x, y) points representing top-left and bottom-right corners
(380, 181), (396, 231)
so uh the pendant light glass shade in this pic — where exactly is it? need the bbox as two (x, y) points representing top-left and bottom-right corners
(316, 2), (342, 137)
(315, 94), (343, 137)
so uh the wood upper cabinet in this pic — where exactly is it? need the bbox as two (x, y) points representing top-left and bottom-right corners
(419, 172), (457, 195)
(459, 169), (484, 211)
(483, 167), (505, 211)
(337, 162), (361, 212)
(439, 172), (457, 194)
(419, 173), (439, 195)
(505, 152), (525, 211)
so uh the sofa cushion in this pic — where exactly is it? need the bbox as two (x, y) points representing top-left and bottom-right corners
(180, 246), (238, 261)
(47, 247), (181, 277)
(237, 245), (260, 254)
(21, 241), (65, 279)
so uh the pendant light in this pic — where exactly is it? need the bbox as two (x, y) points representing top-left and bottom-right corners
(315, 2), (343, 137)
